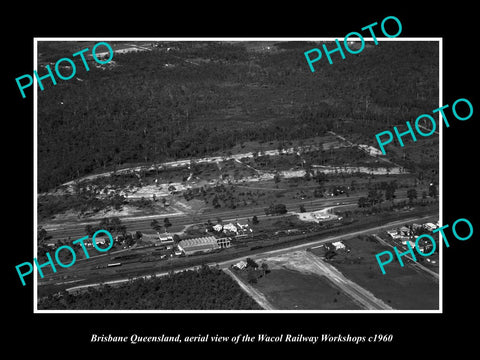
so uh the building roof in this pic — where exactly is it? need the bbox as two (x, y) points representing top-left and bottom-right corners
(223, 223), (238, 232)
(233, 260), (247, 269)
(178, 236), (220, 253)
(159, 234), (173, 242)
(332, 241), (345, 249)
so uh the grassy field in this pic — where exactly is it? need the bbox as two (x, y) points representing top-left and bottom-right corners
(311, 235), (439, 310)
(246, 268), (362, 310)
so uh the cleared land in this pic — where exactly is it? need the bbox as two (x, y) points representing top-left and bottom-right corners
(248, 250), (390, 310)
(224, 268), (275, 310)
(252, 268), (361, 310)
(310, 235), (439, 310)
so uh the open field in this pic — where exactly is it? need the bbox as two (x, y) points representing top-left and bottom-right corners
(310, 235), (439, 310)
(243, 250), (390, 310)
(245, 268), (361, 310)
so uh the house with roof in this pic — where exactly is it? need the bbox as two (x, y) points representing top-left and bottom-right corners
(222, 223), (238, 234)
(424, 223), (438, 232)
(213, 224), (223, 232)
(332, 241), (346, 250)
(232, 260), (247, 270)
(399, 226), (410, 236)
(158, 234), (174, 245)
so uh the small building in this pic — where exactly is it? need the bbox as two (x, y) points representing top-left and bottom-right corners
(332, 241), (345, 250)
(80, 237), (107, 247)
(387, 230), (398, 239)
(412, 223), (423, 231)
(158, 234), (174, 245)
(399, 226), (410, 236)
(223, 223), (238, 234)
(213, 224), (223, 232)
(236, 222), (251, 234)
(424, 223), (438, 232)
(96, 238), (108, 245)
(237, 222), (248, 230)
(233, 260), (247, 270)
(142, 233), (174, 247)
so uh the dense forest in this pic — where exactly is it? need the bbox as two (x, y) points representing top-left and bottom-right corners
(37, 41), (439, 192)
(38, 265), (261, 310)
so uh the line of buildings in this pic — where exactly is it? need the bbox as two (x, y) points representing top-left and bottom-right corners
(143, 232), (232, 256)
(386, 221), (440, 253)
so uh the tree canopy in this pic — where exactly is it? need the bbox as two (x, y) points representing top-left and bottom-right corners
(37, 41), (438, 192)
(38, 266), (261, 310)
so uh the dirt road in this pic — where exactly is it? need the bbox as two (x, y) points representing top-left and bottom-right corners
(223, 268), (275, 310)
(304, 252), (393, 310)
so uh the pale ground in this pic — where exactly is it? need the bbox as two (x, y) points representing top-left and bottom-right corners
(259, 250), (327, 275)
(294, 207), (339, 223)
(58, 138), (398, 189)
(41, 135), (404, 223)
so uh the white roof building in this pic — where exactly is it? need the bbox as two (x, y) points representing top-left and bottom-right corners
(223, 223), (238, 233)
(213, 224), (223, 232)
(233, 260), (247, 270)
(399, 226), (410, 235)
(237, 222), (249, 230)
(387, 230), (397, 238)
(332, 241), (346, 250)
(424, 223), (438, 231)
(178, 236), (231, 255)
(158, 234), (174, 244)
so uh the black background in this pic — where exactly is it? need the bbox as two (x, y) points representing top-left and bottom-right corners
(5, 4), (478, 355)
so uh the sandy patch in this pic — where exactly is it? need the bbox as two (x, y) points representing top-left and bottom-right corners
(259, 251), (325, 276)
(295, 207), (339, 223)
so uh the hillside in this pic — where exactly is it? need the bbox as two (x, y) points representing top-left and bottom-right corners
(37, 40), (439, 192)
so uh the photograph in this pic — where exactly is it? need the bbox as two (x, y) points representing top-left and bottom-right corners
(7, 7), (477, 353)
(33, 38), (440, 312)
